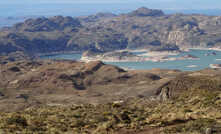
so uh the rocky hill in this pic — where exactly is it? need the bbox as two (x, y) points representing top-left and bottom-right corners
(1, 59), (221, 133)
(1, 7), (221, 56)
(0, 60), (172, 112)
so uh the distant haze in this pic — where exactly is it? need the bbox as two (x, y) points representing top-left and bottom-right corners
(2, 0), (221, 9)
(0, 0), (221, 17)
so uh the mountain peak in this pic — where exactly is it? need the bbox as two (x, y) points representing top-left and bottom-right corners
(128, 7), (164, 17)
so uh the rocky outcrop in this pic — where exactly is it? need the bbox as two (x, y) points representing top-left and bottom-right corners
(0, 51), (31, 64)
(168, 30), (185, 45)
(157, 86), (171, 101)
(127, 7), (164, 17)
(83, 61), (105, 72)
(14, 16), (81, 32)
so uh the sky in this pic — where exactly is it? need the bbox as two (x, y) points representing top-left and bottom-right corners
(1, 0), (221, 9)
(0, 0), (221, 18)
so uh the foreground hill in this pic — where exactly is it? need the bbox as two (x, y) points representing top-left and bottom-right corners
(0, 59), (176, 112)
(1, 89), (221, 134)
(0, 60), (221, 133)
(1, 7), (221, 55)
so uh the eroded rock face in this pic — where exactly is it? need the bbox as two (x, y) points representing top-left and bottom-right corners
(156, 73), (221, 101)
(168, 30), (185, 45)
(83, 61), (105, 72)
(157, 87), (171, 101)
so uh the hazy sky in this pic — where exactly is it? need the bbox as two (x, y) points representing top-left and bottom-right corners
(1, 0), (221, 9)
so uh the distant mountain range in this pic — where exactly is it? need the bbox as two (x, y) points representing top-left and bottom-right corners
(1, 7), (221, 56)
(164, 9), (221, 16)
(1, 9), (221, 28)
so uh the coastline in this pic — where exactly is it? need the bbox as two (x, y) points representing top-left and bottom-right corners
(188, 47), (221, 51)
(138, 50), (180, 57)
(36, 47), (221, 64)
(80, 50), (199, 63)
(36, 51), (82, 57)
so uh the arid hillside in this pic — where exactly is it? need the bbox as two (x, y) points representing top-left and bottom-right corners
(0, 60), (221, 133)
(0, 59), (180, 112)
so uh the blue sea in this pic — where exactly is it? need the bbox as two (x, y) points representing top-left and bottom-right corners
(40, 49), (221, 71)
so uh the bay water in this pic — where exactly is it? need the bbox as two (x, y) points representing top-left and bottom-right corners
(40, 49), (221, 71)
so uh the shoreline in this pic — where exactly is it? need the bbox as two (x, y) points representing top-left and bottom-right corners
(188, 47), (221, 51)
(36, 51), (82, 57)
(138, 50), (180, 57)
(37, 47), (221, 63)
(81, 54), (199, 63)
